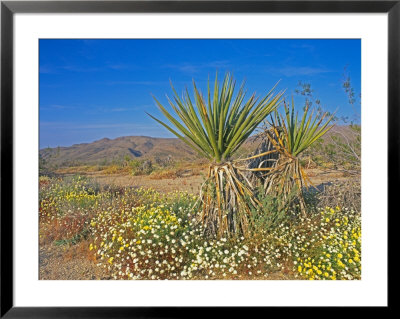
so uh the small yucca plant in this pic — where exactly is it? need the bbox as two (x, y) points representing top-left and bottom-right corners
(148, 73), (284, 237)
(261, 99), (334, 214)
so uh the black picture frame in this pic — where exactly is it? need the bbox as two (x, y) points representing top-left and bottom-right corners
(1, 1), (395, 317)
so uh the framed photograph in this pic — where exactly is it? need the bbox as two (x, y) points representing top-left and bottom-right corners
(1, 0), (395, 317)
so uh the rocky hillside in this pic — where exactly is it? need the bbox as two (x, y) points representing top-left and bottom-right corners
(40, 136), (204, 166)
(39, 125), (357, 167)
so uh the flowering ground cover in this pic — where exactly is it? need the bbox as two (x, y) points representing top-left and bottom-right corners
(39, 175), (361, 280)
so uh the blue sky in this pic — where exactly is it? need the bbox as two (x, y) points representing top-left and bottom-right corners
(39, 39), (361, 148)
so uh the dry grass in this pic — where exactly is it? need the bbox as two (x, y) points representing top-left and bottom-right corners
(149, 162), (207, 180)
(55, 165), (104, 174)
(52, 167), (350, 195)
(314, 178), (361, 213)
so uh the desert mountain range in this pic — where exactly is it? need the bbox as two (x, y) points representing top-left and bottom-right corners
(39, 126), (356, 167)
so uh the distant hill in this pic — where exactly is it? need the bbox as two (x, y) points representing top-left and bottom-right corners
(39, 125), (358, 167)
(40, 136), (205, 167)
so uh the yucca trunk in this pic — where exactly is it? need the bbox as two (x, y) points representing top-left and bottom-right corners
(199, 161), (261, 238)
(262, 156), (308, 215)
(247, 129), (280, 184)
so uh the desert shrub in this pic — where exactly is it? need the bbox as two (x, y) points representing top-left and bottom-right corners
(294, 75), (361, 173)
(128, 159), (154, 176)
(128, 159), (142, 175)
(39, 154), (49, 176)
(154, 155), (174, 168)
(251, 185), (300, 233)
(300, 128), (361, 172)
(148, 161), (206, 180)
(83, 165), (102, 172)
(328, 125), (361, 171)
(141, 160), (153, 174)
(149, 169), (178, 180)
(102, 164), (123, 175)
(310, 179), (361, 213)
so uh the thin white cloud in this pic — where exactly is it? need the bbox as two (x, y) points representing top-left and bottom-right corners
(290, 43), (316, 51)
(107, 63), (134, 70)
(85, 105), (152, 114)
(41, 105), (151, 113)
(40, 122), (158, 130)
(39, 66), (57, 74)
(272, 66), (332, 77)
(163, 60), (231, 73)
(40, 63), (138, 74)
(61, 65), (101, 72)
(104, 80), (166, 86)
(40, 104), (76, 110)
(109, 107), (130, 112)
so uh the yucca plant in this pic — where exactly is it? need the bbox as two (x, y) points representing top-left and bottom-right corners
(261, 99), (335, 214)
(147, 73), (284, 237)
